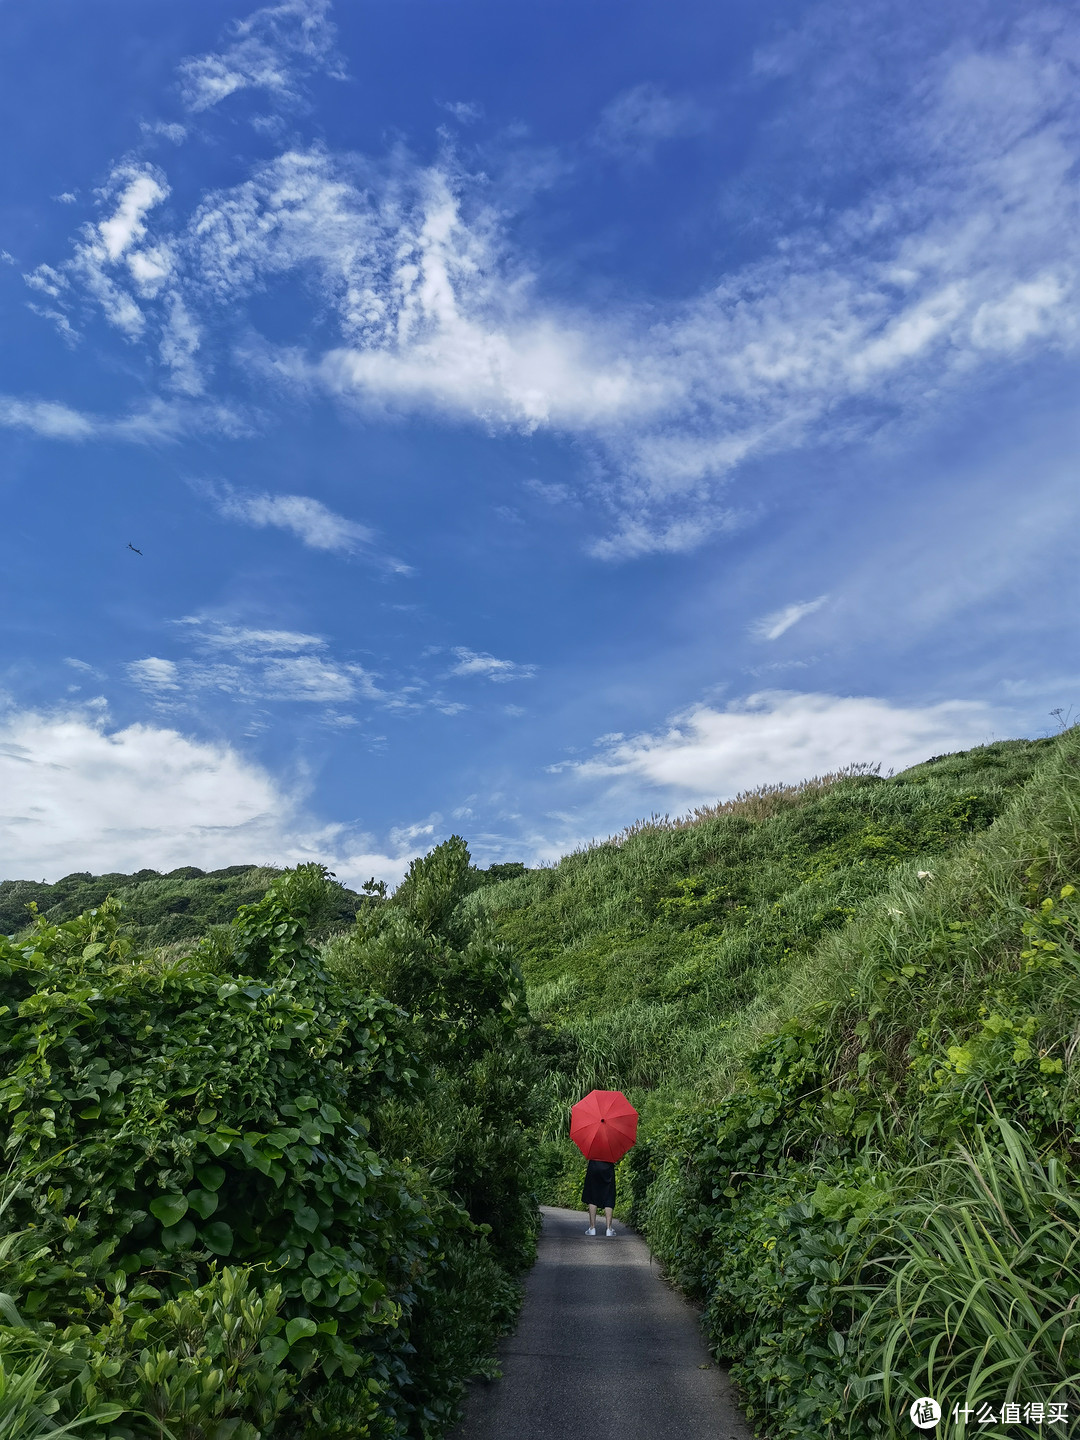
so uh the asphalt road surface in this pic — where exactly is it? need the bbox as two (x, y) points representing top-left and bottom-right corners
(453, 1205), (755, 1440)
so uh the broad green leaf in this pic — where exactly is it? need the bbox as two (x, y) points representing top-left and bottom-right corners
(197, 1164), (226, 1192)
(307, 1252), (335, 1278)
(301, 1277), (322, 1302)
(295, 1095), (319, 1111)
(161, 1219), (196, 1252)
(150, 1195), (189, 1227)
(260, 1337), (290, 1367)
(285, 1317), (317, 1345)
(82, 943), (105, 960)
(206, 1134), (231, 1157)
(88, 1405), (126, 1423)
(186, 1187), (218, 1219)
(203, 1221), (234, 1256)
(128, 1281), (161, 1302)
(89, 1240), (114, 1268)
(294, 1205), (320, 1233)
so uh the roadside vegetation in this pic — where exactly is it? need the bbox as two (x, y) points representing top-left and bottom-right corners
(3, 732), (1078, 1437)
(0, 848), (536, 1439)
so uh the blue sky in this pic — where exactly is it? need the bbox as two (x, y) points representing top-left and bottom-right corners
(2, 0), (1078, 884)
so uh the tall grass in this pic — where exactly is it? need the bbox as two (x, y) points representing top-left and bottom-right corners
(845, 1119), (1080, 1437)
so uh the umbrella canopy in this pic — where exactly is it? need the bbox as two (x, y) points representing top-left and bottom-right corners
(570, 1089), (638, 1163)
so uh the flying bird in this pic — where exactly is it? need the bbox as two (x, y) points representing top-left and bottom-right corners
(127, 543), (143, 555)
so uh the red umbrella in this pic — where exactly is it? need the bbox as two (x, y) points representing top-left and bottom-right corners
(570, 1089), (638, 1163)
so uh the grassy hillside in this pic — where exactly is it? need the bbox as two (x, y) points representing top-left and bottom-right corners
(468, 733), (1080, 1436)
(469, 738), (1053, 1132)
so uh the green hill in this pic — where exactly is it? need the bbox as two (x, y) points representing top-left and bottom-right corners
(0, 865), (330, 947)
(468, 731), (1080, 1437)
(0, 860), (528, 949)
(468, 737), (1053, 1125)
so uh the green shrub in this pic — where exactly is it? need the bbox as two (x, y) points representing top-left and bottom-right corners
(325, 836), (541, 1278)
(0, 862), (531, 1438)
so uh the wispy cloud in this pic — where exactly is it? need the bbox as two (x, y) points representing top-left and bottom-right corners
(127, 618), (386, 708)
(25, 164), (207, 394)
(438, 100), (483, 124)
(750, 596), (828, 642)
(210, 485), (409, 570)
(449, 647), (537, 683)
(177, 0), (342, 113)
(0, 392), (249, 444)
(127, 657), (181, 691)
(594, 83), (710, 160)
(0, 395), (96, 440)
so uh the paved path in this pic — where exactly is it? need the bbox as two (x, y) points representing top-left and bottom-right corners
(453, 1205), (754, 1440)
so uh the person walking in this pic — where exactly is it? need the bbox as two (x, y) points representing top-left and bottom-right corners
(582, 1156), (616, 1236)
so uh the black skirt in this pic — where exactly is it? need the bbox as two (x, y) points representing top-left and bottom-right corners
(581, 1159), (616, 1208)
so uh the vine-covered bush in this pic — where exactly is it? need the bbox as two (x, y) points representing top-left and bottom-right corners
(0, 860), (536, 1438)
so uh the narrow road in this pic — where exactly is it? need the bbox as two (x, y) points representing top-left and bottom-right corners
(454, 1205), (754, 1440)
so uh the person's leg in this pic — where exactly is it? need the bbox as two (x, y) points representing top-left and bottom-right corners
(586, 1203), (598, 1233)
(604, 1206), (614, 1234)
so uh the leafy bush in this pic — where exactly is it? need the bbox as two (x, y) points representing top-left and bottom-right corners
(0, 860), (537, 1438)
(325, 836), (542, 1278)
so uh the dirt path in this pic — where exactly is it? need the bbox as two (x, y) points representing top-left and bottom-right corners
(453, 1205), (754, 1440)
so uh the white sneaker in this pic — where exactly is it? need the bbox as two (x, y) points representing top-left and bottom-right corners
(585, 1226), (596, 1236)
(606, 1228), (616, 1237)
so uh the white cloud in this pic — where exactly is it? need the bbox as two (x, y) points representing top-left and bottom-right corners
(750, 595), (828, 641)
(128, 618), (397, 710)
(183, 620), (325, 653)
(572, 690), (999, 803)
(127, 657), (181, 692)
(141, 121), (188, 145)
(594, 83), (709, 159)
(0, 704), (421, 887)
(97, 170), (168, 264)
(258, 654), (361, 702)
(26, 165), (208, 395)
(439, 100), (483, 124)
(0, 396), (96, 441)
(0, 393), (248, 445)
(159, 295), (203, 395)
(211, 486), (408, 570)
(524, 477), (580, 507)
(0, 707), (303, 879)
(177, 0), (341, 113)
(449, 647), (537, 683)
